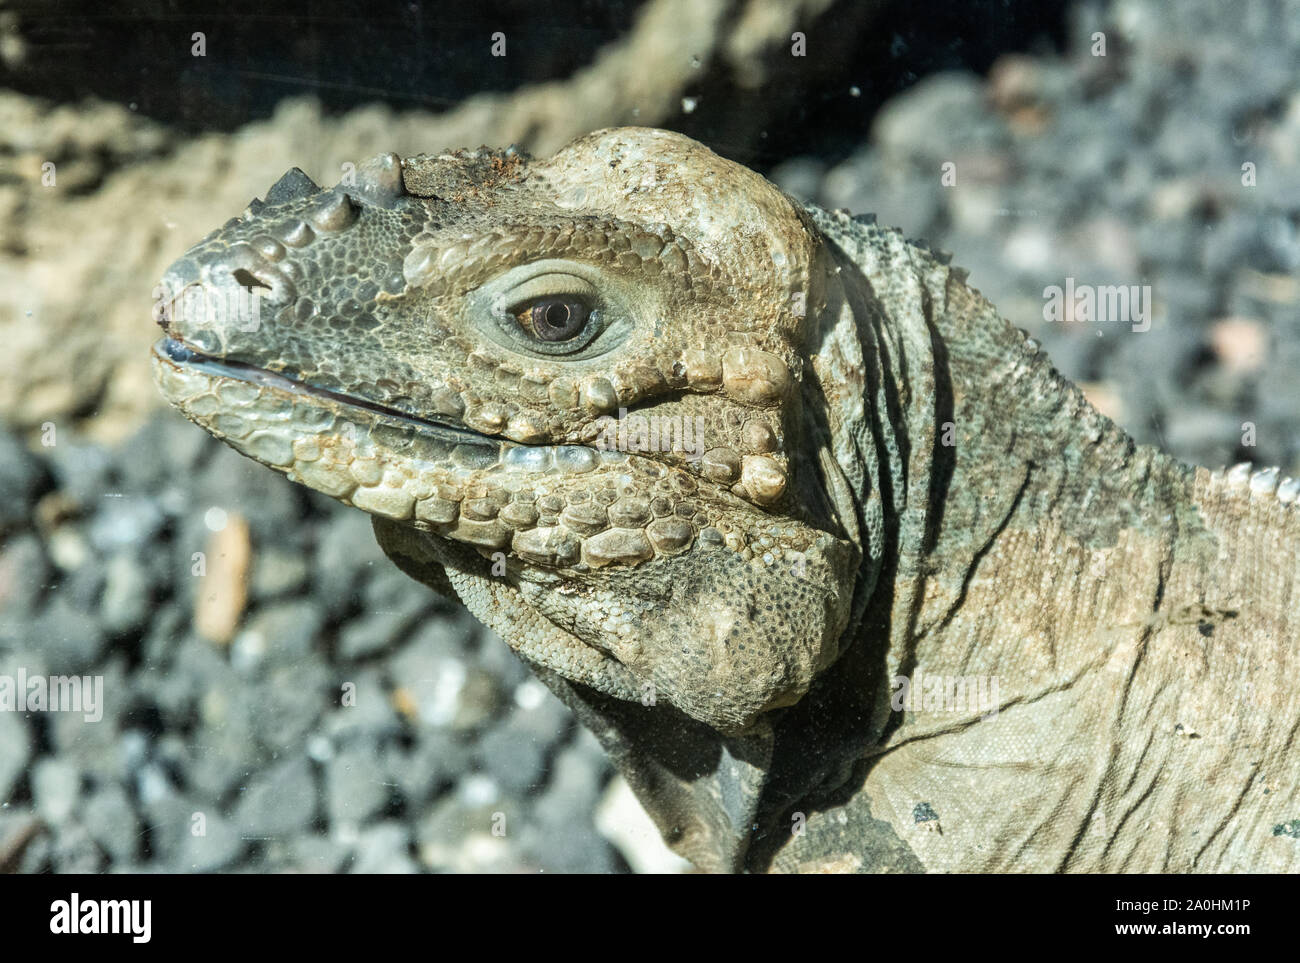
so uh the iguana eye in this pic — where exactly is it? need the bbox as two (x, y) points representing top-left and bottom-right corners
(469, 261), (634, 359)
(516, 298), (590, 342)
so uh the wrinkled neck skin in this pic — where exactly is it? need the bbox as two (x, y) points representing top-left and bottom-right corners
(517, 208), (1300, 874)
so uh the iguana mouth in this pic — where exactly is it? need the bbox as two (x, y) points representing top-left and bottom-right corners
(151, 334), (711, 571)
(154, 336), (495, 451)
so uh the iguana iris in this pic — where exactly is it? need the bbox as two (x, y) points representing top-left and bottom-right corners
(151, 128), (1300, 873)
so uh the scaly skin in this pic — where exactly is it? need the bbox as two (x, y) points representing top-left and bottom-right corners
(152, 128), (1300, 873)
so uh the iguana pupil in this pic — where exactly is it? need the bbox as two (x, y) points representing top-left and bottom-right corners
(527, 298), (586, 341)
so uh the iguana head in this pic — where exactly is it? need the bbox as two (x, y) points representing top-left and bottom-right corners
(152, 127), (863, 734)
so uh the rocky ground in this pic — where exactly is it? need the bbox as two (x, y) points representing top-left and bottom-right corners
(0, 0), (1297, 872)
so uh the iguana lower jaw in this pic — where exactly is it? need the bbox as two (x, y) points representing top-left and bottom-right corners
(150, 129), (862, 734)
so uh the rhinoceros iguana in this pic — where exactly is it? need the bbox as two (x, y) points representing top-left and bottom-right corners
(151, 127), (1300, 873)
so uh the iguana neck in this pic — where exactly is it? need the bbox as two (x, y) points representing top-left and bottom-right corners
(806, 205), (1213, 741)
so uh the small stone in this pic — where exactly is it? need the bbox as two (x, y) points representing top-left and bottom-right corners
(324, 668), (404, 744)
(285, 833), (351, 873)
(88, 496), (165, 552)
(32, 596), (106, 674)
(348, 821), (417, 874)
(337, 568), (427, 660)
(179, 811), (245, 872)
(0, 533), (50, 618)
(45, 442), (110, 511)
(249, 549), (310, 599)
(382, 731), (468, 804)
(49, 822), (103, 873)
(100, 551), (151, 635)
(194, 512), (251, 645)
(232, 755), (317, 838)
(80, 784), (139, 864)
(235, 599), (324, 669)
(314, 511), (388, 616)
(475, 725), (547, 797)
(0, 428), (45, 527)
(326, 744), (391, 827)
(32, 757), (81, 824)
(1209, 317), (1269, 375)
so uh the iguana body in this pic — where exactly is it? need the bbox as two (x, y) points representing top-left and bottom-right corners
(151, 128), (1300, 873)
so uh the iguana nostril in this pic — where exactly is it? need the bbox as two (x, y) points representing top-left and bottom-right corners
(231, 268), (271, 291)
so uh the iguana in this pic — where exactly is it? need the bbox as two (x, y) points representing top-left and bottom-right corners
(151, 127), (1300, 873)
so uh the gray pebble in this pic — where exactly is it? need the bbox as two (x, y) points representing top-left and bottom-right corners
(88, 496), (166, 553)
(50, 822), (103, 874)
(32, 757), (81, 824)
(326, 743), (392, 828)
(314, 510), (387, 616)
(0, 533), (49, 619)
(100, 551), (152, 635)
(45, 441), (111, 510)
(284, 832), (351, 873)
(249, 548), (310, 600)
(322, 667), (404, 744)
(80, 783), (140, 864)
(178, 811), (245, 872)
(382, 731), (468, 805)
(31, 595), (107, 675)
(0, 711), (33, 804)
(348, 821), (417, 874)
(0, 428), (44, 527)
(232, 755), (317, 839)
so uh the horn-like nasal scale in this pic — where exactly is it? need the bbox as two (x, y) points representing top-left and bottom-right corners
(264, 167), (320, 205)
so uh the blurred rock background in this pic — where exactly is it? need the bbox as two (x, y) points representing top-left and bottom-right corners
(0, 0), (1295, 872)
